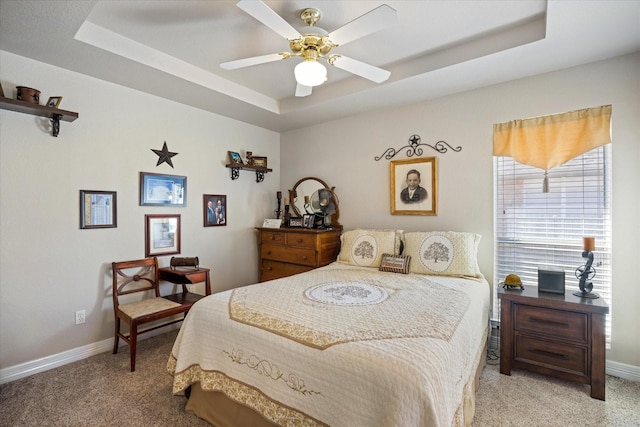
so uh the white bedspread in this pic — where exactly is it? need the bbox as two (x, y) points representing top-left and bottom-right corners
(168, 263), (490, 427)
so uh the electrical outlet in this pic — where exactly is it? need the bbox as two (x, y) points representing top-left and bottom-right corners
(75, 310), (86, 325)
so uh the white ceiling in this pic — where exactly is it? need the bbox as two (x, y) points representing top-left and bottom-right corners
(1, 1), (639, 132)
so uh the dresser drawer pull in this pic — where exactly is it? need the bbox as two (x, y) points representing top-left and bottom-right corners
(528, 347), (569, 360)
(267, 266), (273, 271)
(301, 256), (308, 260)
(296, 238), (303, 243)
(270, 236), (276, 240)
(528, 317), (569, 328)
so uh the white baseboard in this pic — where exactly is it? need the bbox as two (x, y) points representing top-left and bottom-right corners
(606, 360), (640, 382)
(3, 325), (639, 385)
(0, 325), (178, 385)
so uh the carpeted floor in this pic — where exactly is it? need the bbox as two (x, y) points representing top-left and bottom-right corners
(1, 331), (638, 426)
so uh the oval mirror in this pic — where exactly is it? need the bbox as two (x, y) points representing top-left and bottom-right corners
(289, 177), (330, 217)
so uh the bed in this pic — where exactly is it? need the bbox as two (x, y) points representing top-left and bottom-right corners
(168, 230), (490, 427)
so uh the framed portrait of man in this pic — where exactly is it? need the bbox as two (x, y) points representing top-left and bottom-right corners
(390, 157), (437, 215)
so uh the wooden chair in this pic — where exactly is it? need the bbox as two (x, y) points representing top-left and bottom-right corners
(112, 257), (203, 371)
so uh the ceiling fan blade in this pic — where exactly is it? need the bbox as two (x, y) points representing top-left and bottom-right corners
(295, 83), (312, 97)
(220, 53), (288, 70)
(328, 4), (398, 46)
(237, 0), (301, 40)
(329, 55), (391, 83)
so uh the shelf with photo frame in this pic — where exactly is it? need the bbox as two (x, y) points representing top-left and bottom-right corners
(0, 96), (78, 137)
(226, 151), (272, 183)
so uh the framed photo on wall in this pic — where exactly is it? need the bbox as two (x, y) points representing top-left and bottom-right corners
(390, 157), (437, 215)
(203, 194), (227, 227)
(140, 172), (186, 206)
(79, 190), (117, 229)
(145, 214), (181, 257)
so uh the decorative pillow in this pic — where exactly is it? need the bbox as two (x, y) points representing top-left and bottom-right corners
(402, 231), (482, 278)
(379, 253), (411, 274)
(337, 229), (399, 267)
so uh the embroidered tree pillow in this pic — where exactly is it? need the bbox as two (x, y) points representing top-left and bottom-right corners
(337, 229), (400, 268)
(402, 231), (482, 278)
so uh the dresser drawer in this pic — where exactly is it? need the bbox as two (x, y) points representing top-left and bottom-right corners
(514, 334), (588, 377)
(261, 260), (313, 282)
(515, 304), (588, 344)
(261, 231), (286, 245)
(261, 244), (317, 266)
(286, 232), (316, 248)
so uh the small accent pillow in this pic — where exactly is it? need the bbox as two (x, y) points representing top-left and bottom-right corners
(337, 229), (399, 267)
(402, 231), (482, 278)
(379, 253), (411, 274)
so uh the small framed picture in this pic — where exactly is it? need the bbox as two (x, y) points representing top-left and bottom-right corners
(252, 156), (268, 168)
(145, 214), (181, 257)
(303, 214), (314, 228)
(140, 172), (186, 206)
(288, 216), (304, 227)
(204, 194), (227, 227)
(79, 190), (117, 229)
(390, 157), (437, 216)
(46, 96), (62, 108)
(228, 151), (243, 165)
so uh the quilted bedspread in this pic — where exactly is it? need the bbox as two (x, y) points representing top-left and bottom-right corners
(168, 263), (490, 426)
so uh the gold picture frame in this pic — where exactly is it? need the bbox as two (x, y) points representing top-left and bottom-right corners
(252, 156), (267, 168)
(390, 157), (437, 215)
(46, 96), (62, 108)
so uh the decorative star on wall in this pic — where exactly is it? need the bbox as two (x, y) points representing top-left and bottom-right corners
(151, 141), (178, 168)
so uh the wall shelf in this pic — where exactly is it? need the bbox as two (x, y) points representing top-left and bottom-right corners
(226, 163), (273, 183)
(0, 97), (79, 137)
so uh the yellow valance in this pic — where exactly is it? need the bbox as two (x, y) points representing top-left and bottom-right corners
(493, 105), (611, 170)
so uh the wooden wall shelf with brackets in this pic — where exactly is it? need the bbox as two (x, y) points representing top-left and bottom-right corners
(0, 97), (78, 137)
(226, 163), (273, 183)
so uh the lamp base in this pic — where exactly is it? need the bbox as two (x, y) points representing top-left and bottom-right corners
(572, 290), (600, 299)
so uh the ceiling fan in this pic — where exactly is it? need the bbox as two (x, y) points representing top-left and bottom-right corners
(220, 0), (398, 97)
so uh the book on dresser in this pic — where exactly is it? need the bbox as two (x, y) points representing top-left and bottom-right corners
(256, 227), (342, 282)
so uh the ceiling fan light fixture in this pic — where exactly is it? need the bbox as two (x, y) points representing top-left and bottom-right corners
(294, 59), (327, 87)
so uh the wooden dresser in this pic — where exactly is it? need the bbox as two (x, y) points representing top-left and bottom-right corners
(499, 286), (609, 400)
(256, 227), (342, 282)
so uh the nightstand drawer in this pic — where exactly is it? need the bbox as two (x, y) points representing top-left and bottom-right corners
(286, 232), (316, 248)
(261, 231), (286, 245)
(515, 304), (588, 344)
(515, 335), (587, 377)
(261, 260), (313, 282)
(261, 244), (317, 266)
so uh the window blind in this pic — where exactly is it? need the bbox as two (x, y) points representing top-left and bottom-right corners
(494, 145), (612, 346)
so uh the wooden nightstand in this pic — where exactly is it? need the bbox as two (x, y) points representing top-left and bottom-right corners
(499, 286), (609, 400)
(256, 227), (342, 282)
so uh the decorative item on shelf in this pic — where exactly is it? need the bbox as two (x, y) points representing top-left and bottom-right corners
(501, 274), (524, 290)
(274, 191), (282, 219)
(151, 141), (178, 168)
(16, 86), (40, 104)
(283, 197), (291, 226)
(375, 134), (462, 161)
(228, 151), (244, 165)
(308, 188), (339, 229)
(573, 236), (600, 299)
(170, 256), (199, 270)
(252, 156), (268, 168)
(245, 151), (254, 166)
(46, 96), (62, 108)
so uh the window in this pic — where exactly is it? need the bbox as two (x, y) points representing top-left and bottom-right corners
(494, 145), (612, 346)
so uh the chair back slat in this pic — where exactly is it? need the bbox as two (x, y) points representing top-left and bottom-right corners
(112, 258), (160, 308)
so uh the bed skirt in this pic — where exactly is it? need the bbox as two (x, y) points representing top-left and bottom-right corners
(185, 334), (488, 427)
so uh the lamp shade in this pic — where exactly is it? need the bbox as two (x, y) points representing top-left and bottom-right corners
(294, 59), (327, 87)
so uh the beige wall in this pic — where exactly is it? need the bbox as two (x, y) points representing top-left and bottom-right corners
(1, 50), (638, 373)
(281, 53), (640, 368)
(0, 50), (280, 369)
